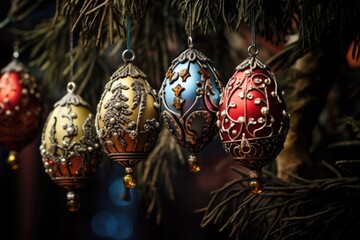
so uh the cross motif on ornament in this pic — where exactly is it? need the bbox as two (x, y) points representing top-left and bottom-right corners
(172, 84), (185, 110)
(179, 68), (190, 81)
(166, 70), (172, 78)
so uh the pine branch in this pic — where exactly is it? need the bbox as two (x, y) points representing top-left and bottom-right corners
(131, 0), (184, 89)
(0, 0), (47, 29)
(22, 15), (111, 109)
(345, 117), (360, 139)
(198, 167), (360, 240)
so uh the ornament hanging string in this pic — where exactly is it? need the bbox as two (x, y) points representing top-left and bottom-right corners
(186, 0), (193, 48)
(249, 0), (259, 59)
(127, 14), (131, 51)
(70, 25), (74, 83)
(13, 40), (20, 60)
(122, 15), (135, 63)
(68, 18), (76, 94)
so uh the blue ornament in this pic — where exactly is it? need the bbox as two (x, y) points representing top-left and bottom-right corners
(159, 45), (223, 172)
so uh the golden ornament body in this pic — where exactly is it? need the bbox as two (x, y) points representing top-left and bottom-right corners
(96, 63), (160, 168)
(40, 86), (101, 190)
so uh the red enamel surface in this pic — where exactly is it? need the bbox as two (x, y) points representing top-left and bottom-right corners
(218, 66), (287, 142)
(0, 71), (23, 112)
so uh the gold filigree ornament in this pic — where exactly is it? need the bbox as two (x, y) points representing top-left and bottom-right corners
(95, 49), (161, 197)
(39, 82), (102, 212)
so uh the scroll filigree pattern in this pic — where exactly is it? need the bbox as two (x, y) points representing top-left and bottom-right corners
(217, 56), (290, 170)
(159, 48), (223, 158)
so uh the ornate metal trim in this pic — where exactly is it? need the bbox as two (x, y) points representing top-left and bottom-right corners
(40, 100), (101, 180)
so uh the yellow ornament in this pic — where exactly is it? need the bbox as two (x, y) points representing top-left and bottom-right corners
(39, 82), (101, 211)
(96, 50), (160, 192)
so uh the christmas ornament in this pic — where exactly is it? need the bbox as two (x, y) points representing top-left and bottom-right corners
(96, 15), (160, 197)
(217, 43), (290, 194)
(95, 49), (160, 192)
(40, 82), (101, 211)
(159, 37), (223, 172)
(0, 49), (42, 170)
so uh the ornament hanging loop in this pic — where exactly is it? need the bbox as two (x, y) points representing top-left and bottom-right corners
(188, 36), (193, 48)
(248, 44), (259, 68)
(248, 44), (259, 57)
(13, 42), (20, 60)
(122, 49), (136, 63)
(67, 82), (76, 94)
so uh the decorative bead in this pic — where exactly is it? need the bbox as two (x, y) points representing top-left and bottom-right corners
(249, 179), (263, 194)
(123, 174), (136, 188)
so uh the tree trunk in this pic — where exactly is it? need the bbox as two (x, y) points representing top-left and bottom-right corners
(276, 49), (344, 180)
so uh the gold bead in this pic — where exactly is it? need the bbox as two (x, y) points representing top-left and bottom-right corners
(7, 152), (19, 170)
(66, 199), (80, 212)
(123, 174), (136, 188)
(188, 161), (201, 173)
(249, 179), (263, 194)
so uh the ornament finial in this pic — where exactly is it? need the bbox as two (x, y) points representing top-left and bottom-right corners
(188, 154), (201, 173)
(249, 179), (263, 194)
(7, 151), (19, 170)
(123, 167), (137, 188)
(248, 170), (263, 194)
(123, 174), (136, 188)
(66, 190), (80, 212)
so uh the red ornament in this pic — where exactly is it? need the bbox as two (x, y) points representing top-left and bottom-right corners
(0, 57), (42, 169)
(217, 54), (290, 193)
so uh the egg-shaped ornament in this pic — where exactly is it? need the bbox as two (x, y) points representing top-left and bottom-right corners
(39, 82), (102, 211)
(217, 46), (290, 194)
(159, 38), (223, 173)
(96, 49), (160, 194)
(0, 51), (42, 170)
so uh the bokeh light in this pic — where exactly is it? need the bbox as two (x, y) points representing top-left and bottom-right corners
(91, 211), (134, 239)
